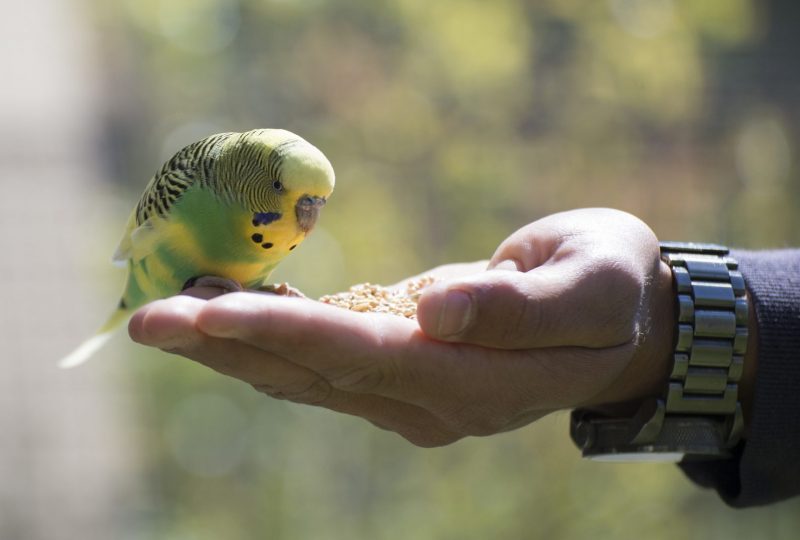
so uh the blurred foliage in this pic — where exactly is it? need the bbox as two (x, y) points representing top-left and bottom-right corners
(83, 0), (800, 538)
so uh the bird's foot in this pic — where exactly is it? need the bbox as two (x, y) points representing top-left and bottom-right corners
(257, 282), (306, 298)
(182, 276), (244, 294)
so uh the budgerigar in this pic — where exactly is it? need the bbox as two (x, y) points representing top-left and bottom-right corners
(60, 129), (335, 368)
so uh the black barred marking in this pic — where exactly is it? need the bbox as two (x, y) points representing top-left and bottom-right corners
(266, 139), (302, 183)
(165, 183), (182, 198)
(251, 233), (263, 243)
(136, 133), (233, 225)
(289, 244), (297, 250)
(199, 132), (301, 212)
(135, 131), (308, 224)
(201, 131), (309, 212)
(261, 242), (274, 249)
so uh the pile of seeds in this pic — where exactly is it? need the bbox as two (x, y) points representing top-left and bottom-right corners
(319, 275), (435, 319)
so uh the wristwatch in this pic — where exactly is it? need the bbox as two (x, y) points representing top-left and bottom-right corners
(570, 242), (748, 462)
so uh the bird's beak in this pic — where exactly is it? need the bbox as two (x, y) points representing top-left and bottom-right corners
(295, 195), (327, 233)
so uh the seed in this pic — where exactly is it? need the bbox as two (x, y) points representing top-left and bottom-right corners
(318, 276), (436, 319)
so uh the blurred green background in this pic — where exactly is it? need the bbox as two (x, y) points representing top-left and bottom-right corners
(1, 0), (799, 538)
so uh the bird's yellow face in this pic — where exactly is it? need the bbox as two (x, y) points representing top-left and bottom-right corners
(234, 130), (335, 262)
(277, 139), (335, 233)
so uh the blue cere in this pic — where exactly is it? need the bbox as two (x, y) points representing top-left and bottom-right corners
(252, 212), (282, 226)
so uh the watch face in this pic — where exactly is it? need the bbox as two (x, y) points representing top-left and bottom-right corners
(588, 452), (686, 463)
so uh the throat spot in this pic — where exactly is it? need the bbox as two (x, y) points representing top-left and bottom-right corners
(250, 212), (283, 251)
(252, 212), (282, 227)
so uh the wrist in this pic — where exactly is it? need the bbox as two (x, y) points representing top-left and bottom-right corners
(582, 259), (675, 412)
(642, 260), (681, 399)
(572, 242), (751, 461)
(596, 261), (758, 434)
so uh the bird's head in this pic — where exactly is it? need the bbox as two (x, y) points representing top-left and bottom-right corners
(231, 129), (335, 234)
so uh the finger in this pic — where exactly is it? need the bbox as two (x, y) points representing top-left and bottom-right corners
(415, 259), (643, 349)
(194, 292), (456, 394)
(129, 296), (208, 350)
(193, 292), (541, 424)
(192, 293), (613, 426)
(130, 304), (462, 447)
(131, 296), (350, 393)
(165, 325), (538, 445)
(252, 369), (462, 448)
(133, 293), (459, 408)
(132, 295), (631, 437)
(486, 208), (657, 273)
(186, 316), (630, 434)
(414, 210), (661, 349)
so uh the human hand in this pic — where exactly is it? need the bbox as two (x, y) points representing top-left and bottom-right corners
(129, 208), (677, 446)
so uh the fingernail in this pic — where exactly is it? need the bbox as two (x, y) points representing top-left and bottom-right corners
(437, 289), (474, 338)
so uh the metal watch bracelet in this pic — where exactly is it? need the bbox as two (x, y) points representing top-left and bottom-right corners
(570, 242), (747, 461)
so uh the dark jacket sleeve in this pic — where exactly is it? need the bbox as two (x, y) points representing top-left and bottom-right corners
(680, 249), (800, 507)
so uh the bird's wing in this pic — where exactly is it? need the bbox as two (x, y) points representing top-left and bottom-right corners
(111, 210), (137, 265)
(112, 132), (233, 266)
(111, 210), (159, 265)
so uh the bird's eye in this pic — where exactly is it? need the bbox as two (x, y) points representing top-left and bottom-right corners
(272, 180), (284, 191)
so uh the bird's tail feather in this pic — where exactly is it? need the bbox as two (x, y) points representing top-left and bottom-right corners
(58, 307), (131, 369)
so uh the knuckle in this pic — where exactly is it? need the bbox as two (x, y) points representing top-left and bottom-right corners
(253, 377), (333, 405)
(364, 417), (462, 448)
(253, 383), (286, 400)
(325, 361), (394, 393)
(399, 428), (462, 448)
(440, 403), (508, 437)
(456, 417), (505, 437)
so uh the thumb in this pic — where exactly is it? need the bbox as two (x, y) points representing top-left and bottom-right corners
(416, 261), (631, 350)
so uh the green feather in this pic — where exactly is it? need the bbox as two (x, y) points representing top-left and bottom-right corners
(61, 128), (335, 368)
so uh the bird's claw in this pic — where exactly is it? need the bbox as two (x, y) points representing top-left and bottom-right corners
(257, 282), (306, 298)
(183, 276), (244, 294)
(182, 277), (304, 298)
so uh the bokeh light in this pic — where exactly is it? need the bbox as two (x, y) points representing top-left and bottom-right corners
(164, 392), (249, 477)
